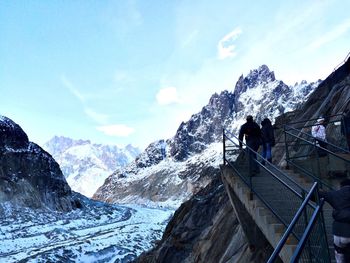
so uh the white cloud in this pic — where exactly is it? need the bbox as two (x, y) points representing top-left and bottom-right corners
(181, 30), (199, 47)
(308, 19), (350, 50)
(61, 75), (85, 102)
(97, 124), (135, 137)
(84, 108), (109, 124)
(156, 87), (180, 105)
(217, 27), (242, 60)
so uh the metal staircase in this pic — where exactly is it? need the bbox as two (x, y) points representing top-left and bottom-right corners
(221, 129), (332, 262)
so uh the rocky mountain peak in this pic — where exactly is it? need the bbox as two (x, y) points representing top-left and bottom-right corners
(234, 64), (275, 96)
(0, 115), (29, 150)
(0, 116), (80, 212)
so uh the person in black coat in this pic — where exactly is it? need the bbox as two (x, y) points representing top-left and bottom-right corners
(341, 109), (350, 151)
(261, 118), (275, 164)
(239, 115), (262, 174)
(319, 179), (350, 263)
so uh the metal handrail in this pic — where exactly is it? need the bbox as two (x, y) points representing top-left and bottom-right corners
(287, 159), (334, 191)
(276, 113), (345, 129)
(223, 129), (316, 230)
(267, 182), (320, 263)
(223, 128), (330, 262)
(291, 199), (328, 262)
(224, 129), (310, 196)
(284, 129), (350, 162)
(285, 124), (349, 154)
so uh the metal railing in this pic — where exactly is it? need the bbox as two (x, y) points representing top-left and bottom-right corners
(276, 113), (350, 152)
(284, 124), (350, 191)
(222, 129), (329, 248)
(267, 183), (330, 262)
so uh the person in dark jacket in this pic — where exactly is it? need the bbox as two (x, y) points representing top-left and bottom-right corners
(341, 109), (350, 151)
(261, 118), (275, 164)
(239, 115), (262, 174)
(319, 179), (350, 263)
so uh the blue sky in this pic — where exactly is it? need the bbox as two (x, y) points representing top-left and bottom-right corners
(1, 0), (350, 149)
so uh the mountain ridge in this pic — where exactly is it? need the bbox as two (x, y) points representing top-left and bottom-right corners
(94, 64), (320, 208)
(43, 136), (140, 197)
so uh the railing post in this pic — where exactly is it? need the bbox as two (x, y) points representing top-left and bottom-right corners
(223, 129), (226, 165)
(301, 190), (312, 262)
(284, 125), (290, 169)
(316, 184), (331, 261)
(315, 139), (323, 189)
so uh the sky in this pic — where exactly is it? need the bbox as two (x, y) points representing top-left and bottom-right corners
(1, 0), (350, 150)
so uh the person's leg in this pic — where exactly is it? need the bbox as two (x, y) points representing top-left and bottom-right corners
(334, 235), (350, 263)
(261, 143), (267, 165)
(266, 143), (272, 162)
(252, 142), (260, 172)
(247, 141), (259, 174)
(317, 139), (327, 157)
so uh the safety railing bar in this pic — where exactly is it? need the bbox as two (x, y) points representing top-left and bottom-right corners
(332, 51), (350, 72)
(288, 154), (318, 160)
(285, 125), (350, 154)
(224, 157), (293, 229)
(267, 182), (319, 263)
(281, 113), (345, 128)
(285, 130), (350, 162)
(290, 199), (327, 262)
(224, 129), (309, 195)
(285, 118), (345, 130)
(287, 160), (334, 191)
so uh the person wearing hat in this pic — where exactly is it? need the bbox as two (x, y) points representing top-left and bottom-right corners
(311, 117), (327, 156)
(239, 115), (262, 174)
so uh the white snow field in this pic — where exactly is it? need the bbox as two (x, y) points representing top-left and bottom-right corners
(0, 197), (173, 263)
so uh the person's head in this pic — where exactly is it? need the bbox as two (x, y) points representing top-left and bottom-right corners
(246, 115), (253, 122)
(340, 179), (350, 188)
(317, 117), (325, 124)
(263, 118), (271, 124)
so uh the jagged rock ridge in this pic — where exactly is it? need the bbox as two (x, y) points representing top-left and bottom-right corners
(94, 65), (320, 208)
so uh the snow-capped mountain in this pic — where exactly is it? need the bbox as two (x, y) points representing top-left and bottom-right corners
(43, 136), (140, 197)
(94, 65), (321, 208)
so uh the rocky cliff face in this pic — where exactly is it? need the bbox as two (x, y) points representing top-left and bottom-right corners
(273, 56), (350, 166)
(0, 116), (80, 212)
(135, 175), (275, 263)
(43, 136), (140, 197)
(94, 65), (319, 208)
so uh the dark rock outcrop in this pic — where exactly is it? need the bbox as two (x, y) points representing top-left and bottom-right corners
(135, 175), (274, 263)
(0, 116), (80, 212)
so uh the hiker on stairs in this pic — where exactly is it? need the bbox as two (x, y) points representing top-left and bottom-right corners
(312, 117), (328, 157)
(261, 117), (275, 164)
(239, 115), (262, 175)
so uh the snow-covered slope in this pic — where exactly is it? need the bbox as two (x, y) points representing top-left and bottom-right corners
(94, 65), (321, 207)
(0, 194), (172, 262)
(43, 136), (140, 197)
